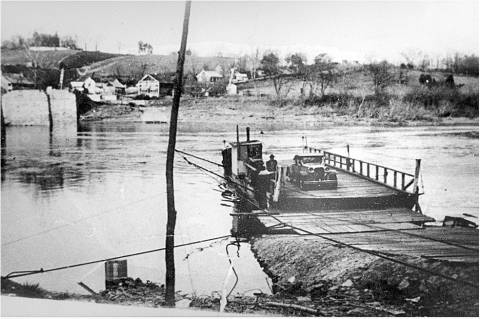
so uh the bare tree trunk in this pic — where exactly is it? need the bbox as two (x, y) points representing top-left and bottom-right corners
(165, 0), (191, 307)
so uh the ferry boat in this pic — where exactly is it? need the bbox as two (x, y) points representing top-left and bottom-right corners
(221, 126), (421, 212)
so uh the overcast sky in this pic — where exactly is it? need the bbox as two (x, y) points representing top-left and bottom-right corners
(1, 0), (478, 62)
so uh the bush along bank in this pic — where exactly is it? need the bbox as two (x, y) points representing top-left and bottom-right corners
(298, 88), (478, 122)
(250, 235), (479, 317)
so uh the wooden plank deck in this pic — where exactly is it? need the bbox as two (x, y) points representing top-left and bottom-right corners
(256, 211), (478, 263)
(259, 208), (434, 232)
(276, 169), (417, 210)
(249, 159), (477, 263)
(282, 170), (398, 199)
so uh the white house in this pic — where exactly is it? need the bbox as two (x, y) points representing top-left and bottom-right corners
(232, 71), (248, 83)
(70, 81), (84, 91)
(196, 70), (223, 83)
(109, 79), (126, 94)
(136, 74), (159, 97)
(83, 77), (102, 94)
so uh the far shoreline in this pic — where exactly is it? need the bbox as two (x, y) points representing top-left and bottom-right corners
(79, 97), (479, 129)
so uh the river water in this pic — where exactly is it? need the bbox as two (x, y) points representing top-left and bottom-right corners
(1, 121), (478, 295)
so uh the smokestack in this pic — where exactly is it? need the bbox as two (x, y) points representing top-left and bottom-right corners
(246, 127), (250, 141)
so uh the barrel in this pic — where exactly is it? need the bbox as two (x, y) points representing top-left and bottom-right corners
(105, 260), (128, 289)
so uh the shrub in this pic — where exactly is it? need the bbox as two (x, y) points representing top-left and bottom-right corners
(133, 94), (151, 100)
(304, 93), (359, 108)
(403, 86), (478, 118)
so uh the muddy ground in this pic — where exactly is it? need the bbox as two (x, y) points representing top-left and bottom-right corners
(250, 235), (479, 317)
(3, 237), (478, 318)
(80, 96), (479, 127)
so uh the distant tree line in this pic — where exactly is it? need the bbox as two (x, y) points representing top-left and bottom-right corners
(138, 41), (153, 55)
(1, 32), (80, 50)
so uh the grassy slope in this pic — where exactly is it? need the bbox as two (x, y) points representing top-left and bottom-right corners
(78, 54), (235, 76)
(1, 49), (123, 69)
(1, 49), (79, 68)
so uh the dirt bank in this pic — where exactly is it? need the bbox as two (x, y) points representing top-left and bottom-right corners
(251, 235), (478, 316)
(80, 96), (479, 127)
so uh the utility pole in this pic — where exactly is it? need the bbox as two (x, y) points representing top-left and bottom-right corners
(165, 0), (191, 307)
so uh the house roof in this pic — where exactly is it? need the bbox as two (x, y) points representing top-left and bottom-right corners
(109, 79), (126, 88)
(197, 70), (223, 78)
(138, 74), (159, 83)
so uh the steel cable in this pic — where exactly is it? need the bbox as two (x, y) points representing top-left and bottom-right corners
(2, 234), (231, 280)
(183, 156), (479, 289)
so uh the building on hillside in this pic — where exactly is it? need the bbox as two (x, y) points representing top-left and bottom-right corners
(136, 74), (160, 97)
(196, 70), (223, 83)
(83, 77), (102, 94)
(70, 81), (84, 91)
(255, 69), (266, 78)
(232, 71), (249, 83)
(109, 79), (126, 95)
(1, 73), (35, 90)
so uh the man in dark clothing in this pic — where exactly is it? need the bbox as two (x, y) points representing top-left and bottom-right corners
(266, 154), (277, 172)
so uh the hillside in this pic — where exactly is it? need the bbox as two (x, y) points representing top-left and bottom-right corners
(1, 49), (122, 70)
(76, 54), (236, 78)
(1, 48), (79, 68)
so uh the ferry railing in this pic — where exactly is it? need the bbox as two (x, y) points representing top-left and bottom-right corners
(306, 147), (419, 194)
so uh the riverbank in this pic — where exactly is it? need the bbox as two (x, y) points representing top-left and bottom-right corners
(250, 234), (479, 317)
(0, 276), (418, 316)
(79, 96), (479, 127)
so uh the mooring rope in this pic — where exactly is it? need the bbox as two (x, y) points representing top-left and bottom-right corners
(175, 149), (224, 167)
(2, 234), (231, 280)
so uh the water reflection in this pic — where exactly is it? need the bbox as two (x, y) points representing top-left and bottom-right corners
(1, 122), (477, 296)
(3, 126), (83, 196)
(1, 122), (272, 295)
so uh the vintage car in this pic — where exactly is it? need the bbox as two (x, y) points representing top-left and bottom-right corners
(287, 154), (338, 190)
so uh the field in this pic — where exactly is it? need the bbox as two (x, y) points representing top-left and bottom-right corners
(77, 54), (235, 77)
(235, 68), (479, 122)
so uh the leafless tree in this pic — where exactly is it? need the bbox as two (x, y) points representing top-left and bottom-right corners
(261, 52), (294, 101)
(22, 44), (50, 88)
(366, 60), (395, 95)
(299, 53), (337, 99)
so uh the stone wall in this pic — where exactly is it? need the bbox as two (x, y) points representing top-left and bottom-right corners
(1, 90), (50, 125)
(48, 89), (77, 124)
(1, 89), (77, 126)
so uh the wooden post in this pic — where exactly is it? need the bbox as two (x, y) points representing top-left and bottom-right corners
(367, 163), (370, 178)
(359, 161), (363, 175)
(402, 173), (405, 190)
(394, 171), (397, 188)
(413, 159), (421, 193)
(375, 165), (379, 180)
(165, 0), (191, 307)
(383, 168), (388, 183)
(59, 67), (65, 90)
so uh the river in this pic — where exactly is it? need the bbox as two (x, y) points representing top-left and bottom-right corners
(1, 121), (478, 295)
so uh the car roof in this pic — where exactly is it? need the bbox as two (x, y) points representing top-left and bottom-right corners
(294, 154), (323, 158)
